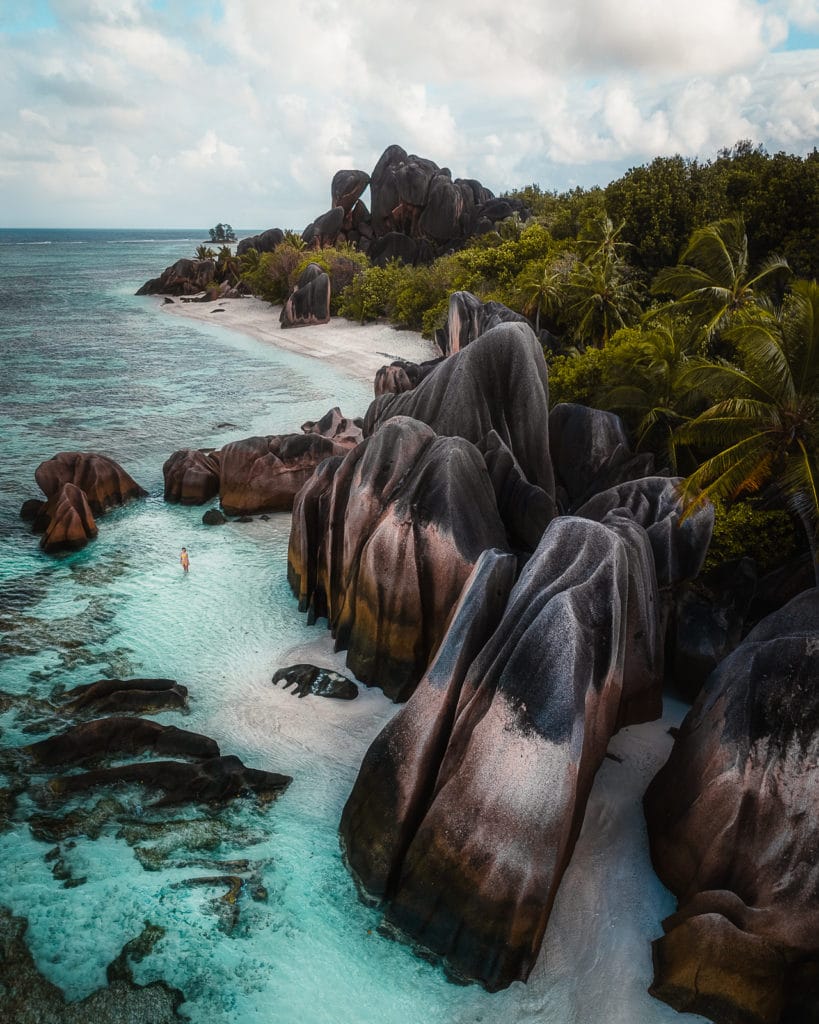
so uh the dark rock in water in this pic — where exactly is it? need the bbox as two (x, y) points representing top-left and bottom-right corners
(163, 448), (220, 505)
(300, 406), (364, 447)
(0, 908), (185, 1023)
(19, 498), (45, 522)
(644, 589), (819, 1024)
(60, 677), (189, 715)
(236, 515), (253, 523)
(549, 402), (656, 511)
(163, 296), (174, 304)
(272, 664), (358, 700)
(25, 717), (219, 767)
(671, 558), (757, 702)
(288, 416), (509, 701)
(202, 507), (228, 525)
(29, 796), (126, 843)
(373, 356), (444, 397)
(365, 322), (557, 507)
(136, 256), (216, 296)
(280, 262), (331, 328)
(39, 483), (98, 553)
(49, 754), (292, 807)
(219, 432), (351, 515)
(35, 451), (147, 515)
(342, 516), (637, 990)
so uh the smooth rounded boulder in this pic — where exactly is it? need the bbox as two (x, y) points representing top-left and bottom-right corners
(163, 448), (220, 505)
(644, 589), (819, 1024)
(288, 416), (509, 700)
(38, 483), (98, 553)
(35, 452), (147, 515)
(219, 433), (347, 515)
(279, 263), (331, 328)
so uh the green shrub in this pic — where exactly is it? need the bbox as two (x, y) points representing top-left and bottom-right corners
(704, 497), (799, 573)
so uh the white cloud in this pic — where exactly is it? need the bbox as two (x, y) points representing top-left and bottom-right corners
(0, 0), (816, 227)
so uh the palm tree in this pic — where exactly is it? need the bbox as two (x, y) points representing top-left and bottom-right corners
(651, 216), (790, 343)
(195, 244), (216, 260)
(673, 279), (819, 581)
(563, 255), (642, 348)
(597, 320), (703, 469)
(515, 258), (567, 333)
(577, 211), (631, 265)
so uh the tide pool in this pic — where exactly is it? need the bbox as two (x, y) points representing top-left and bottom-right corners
(0, 230), (704, 1023)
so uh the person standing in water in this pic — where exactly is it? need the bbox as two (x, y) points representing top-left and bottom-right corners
(180, 547), (190, 572)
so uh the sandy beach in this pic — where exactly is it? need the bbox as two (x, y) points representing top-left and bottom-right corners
(161, 295), (439, 383)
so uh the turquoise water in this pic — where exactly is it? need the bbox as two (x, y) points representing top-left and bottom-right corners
(0, 230), (702, 1023)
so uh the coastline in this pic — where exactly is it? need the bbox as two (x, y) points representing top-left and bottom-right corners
(160, 295), (439, 384)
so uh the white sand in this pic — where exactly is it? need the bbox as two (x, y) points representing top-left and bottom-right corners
(161, 295), (439, 382)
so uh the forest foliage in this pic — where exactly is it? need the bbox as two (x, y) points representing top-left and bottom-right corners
(236, 142), (818, 579)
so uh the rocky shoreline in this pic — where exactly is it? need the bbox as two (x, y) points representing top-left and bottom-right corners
(16, 252), (819, 1022)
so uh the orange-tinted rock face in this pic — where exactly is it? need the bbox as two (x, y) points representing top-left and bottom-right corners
(219, 433), (347, 515)
(38, 483), (98, 553)
(644, 590), (819, 1024)
(35, 452), (147, 515)
(162, 448), (220, 505)
(288, 416), (509, 701)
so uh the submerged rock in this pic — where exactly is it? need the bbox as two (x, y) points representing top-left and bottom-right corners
(644, 589), (819, 1024)
(48, 754), (292, 807)
(38, 482), (99, 553)
(59, 677), (189, 716)
(0, 908), (185, 1023)
(35, 451), (147, 516)
(26, 717), (219, 767)
(202, 507), (228, 525)
(272, 664), (358, 700)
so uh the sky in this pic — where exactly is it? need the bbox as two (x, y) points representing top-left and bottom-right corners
(0, 0), (817, 229)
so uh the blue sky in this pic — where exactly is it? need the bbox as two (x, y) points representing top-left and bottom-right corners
(0, 0), (817, 228)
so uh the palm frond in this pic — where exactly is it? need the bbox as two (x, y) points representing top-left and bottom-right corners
(678, 432), (777, 509)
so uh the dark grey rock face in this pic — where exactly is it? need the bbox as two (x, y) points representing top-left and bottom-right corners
(644, 589), (819, 1024)
(364, 322), (557, 509)
(341, 517), (636, 990)
(279, 263), (331, 328)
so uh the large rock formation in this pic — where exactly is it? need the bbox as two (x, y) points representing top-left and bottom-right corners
(341, 516), (637, 990)
(279, 262), (331, 328)
(162, 448), (220, 505)
(288, 416), (509, 700)
(438, 291), (530, 356)
(35, 452), (147, 515)
(373, 356), (444, 397)
(364, 322), (557, 508)
(218, 433), (351, 515)
(135, 257), (216, 296)
(644, 589), (819, 1024)
(549, 402), (656, 512)
(236, 227), (284, 256)
(37, 482), (98, 553)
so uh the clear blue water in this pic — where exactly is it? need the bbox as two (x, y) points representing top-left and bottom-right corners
(0, 229), (703, 1023)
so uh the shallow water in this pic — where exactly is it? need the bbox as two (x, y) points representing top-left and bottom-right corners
(0, 229), (704, 1022)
